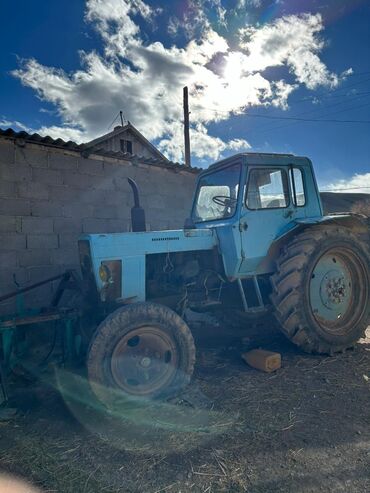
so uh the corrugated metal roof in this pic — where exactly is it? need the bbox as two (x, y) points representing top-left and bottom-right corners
(0, 128), (200, 174)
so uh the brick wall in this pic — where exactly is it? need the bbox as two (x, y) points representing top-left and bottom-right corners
(0, 136), (198, 315)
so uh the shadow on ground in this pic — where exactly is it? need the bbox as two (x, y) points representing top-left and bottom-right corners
(0, 315), (369, 493)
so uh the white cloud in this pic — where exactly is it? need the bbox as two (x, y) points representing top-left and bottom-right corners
(237, 0), (262, 8)
(238, 13), (343, 89)
(0, 118), (32, 132)
(11, 2), (347, 164)
(323, 173), (370, 194)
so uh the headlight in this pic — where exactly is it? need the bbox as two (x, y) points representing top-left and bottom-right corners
(99, 260), (122, 302)
(99, 264), (111, 283)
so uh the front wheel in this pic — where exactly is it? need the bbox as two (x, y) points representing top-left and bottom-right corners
(87, 302), (196, 405)
(271, 226), (370, 354)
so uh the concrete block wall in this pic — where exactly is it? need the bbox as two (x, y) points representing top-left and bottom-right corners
(0, 136), (198, 315)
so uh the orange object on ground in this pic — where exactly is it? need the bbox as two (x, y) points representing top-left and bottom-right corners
(242, 349), (281, 373)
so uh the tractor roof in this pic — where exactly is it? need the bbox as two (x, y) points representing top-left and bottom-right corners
(204, 152), (311, 173)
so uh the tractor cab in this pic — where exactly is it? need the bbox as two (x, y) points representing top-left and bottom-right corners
(190, 153), (323, 277)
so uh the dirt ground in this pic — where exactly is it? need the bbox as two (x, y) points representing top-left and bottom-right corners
(0, 313), (369, 493)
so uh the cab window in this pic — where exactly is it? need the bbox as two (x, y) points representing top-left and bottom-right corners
(289, 167), (306, 206)
(246, 168), (290, 210)
(193, 163), (241, 222)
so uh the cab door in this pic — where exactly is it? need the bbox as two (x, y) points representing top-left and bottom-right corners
(238, 166), (295, 274)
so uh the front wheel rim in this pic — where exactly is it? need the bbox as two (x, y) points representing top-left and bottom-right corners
(110, 326), (179, 396)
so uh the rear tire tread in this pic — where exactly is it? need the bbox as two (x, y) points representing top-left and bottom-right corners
(271, 226), (370, 354)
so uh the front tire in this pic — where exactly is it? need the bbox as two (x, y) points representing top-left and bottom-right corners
(87, 302), (196, 405)
(271, 226), (370, 354)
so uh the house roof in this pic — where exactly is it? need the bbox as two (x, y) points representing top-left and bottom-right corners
(84, 122), (170, 162)
(0, 127), (199, 174)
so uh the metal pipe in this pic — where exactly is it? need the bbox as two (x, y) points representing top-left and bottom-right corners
(0, 273), (67, 303)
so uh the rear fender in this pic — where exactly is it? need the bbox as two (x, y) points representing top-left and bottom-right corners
(258, 213), (369, 274)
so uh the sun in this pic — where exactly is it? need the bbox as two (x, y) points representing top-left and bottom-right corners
(223, 52), (245, 83)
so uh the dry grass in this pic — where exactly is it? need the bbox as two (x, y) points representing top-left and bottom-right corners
(0, 322), (369, 493)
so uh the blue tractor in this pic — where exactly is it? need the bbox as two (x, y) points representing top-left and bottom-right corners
(79, 153), (370, 405)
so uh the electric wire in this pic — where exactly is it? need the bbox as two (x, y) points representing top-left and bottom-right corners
(320, 186), (370, 192)
(242, 88), (370, 135)
(191, 107), (370, 123)
(178, 74), (370, 130)
(107, 112), (121, 130)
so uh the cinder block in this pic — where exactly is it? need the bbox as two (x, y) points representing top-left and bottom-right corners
(53, 217), (82, 233)
(0, 251), (17, 268)
(146, 194), (166, 209)
(115, 207), (130, 221)
(58, 233), (79, 249)
(108, 219), (128, 232)
(104, 190), (129, 207)
(17, 182), (49, 200)
(104, 161), (133, 176)
(78, 158), (104, 175)
(49, 185), (82, 202)
(51, 248), (79, 265)
(18, 249), (52, 267)
(62, 172), (93, 189)
(82, 217), (110, 233)
(88, 174), (115, 191)
(0, 181), (16, 198)
(0, 216), (21, 233)
(27, 234), (58, 249)
(49, 151), (78, 170)
(62, 202), (93, 219)
(0, 233), (26, 250)
(16, 145), (48, 168)
(22, 217), (53, 234)
(31, 200), (63, 217)
(0, 139), (15, 165)
(79, 188), (106, 204)
(27, 265), (62, 284)
(32, 168), (62, 186)
(0, 164), (32, 182)
(93, 205), (117, 219)
(0, 198), (31, 216)
(111, 175), (126, 191)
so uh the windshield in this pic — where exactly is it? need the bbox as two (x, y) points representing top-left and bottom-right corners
(193, 163), (241, 222)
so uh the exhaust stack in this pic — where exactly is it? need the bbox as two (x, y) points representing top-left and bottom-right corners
(127, 178), (146, 232)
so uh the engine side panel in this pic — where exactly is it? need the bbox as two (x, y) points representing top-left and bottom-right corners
(80, 229), (217, 302)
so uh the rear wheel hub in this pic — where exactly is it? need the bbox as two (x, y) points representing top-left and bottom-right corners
(309, 251), (356, 332)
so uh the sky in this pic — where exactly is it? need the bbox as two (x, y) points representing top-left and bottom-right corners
(0, 0), (369, 191)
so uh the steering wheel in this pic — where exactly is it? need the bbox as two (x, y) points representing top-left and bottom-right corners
(212, 195), (237, 207)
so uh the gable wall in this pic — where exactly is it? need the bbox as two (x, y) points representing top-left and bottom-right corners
(97, 130), (157, 158)
(0, 136), (197, 315)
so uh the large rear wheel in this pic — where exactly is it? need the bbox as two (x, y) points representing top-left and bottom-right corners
(87, 302), (196, 405)
(271, 226), (370, 354)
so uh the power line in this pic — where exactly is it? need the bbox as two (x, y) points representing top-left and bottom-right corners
(243, 113), (370, 124)
(107, 112), (120, 130)
(245, 93), (370, 135)
(320, 186), (370, 192)
(192, 103), (370, 123)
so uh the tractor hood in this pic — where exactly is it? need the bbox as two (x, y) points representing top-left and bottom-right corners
(80, 228), (217, 259)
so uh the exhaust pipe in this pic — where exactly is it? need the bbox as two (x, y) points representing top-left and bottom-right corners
(127, 178), (146, 232)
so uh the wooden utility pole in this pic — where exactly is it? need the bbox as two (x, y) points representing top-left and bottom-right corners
(120, 110), (124, 127)
(183, 86), (191, 167)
